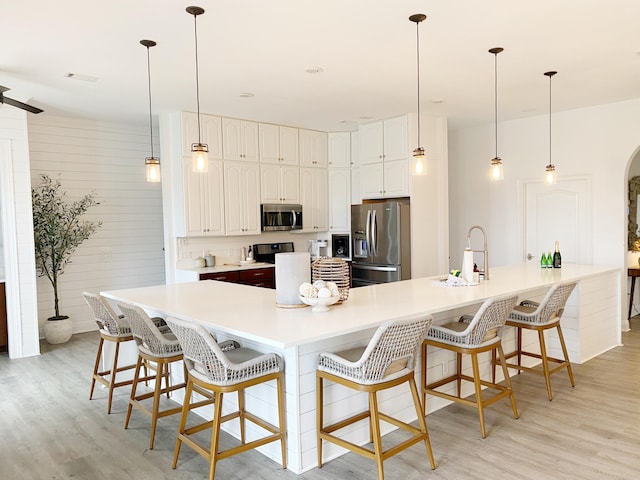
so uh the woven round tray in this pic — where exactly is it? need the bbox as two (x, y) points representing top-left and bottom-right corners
(311, 257), (350, 303)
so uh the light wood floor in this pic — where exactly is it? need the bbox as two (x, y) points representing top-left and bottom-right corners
(1, 318), (639, 480)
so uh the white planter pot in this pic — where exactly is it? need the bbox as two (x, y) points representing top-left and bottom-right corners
(44, 317), (73, 344)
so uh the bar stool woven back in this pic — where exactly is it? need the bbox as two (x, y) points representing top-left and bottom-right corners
(83, 291), (135, 414)
(495, 281), (577, 400)
(422, 294), (519, 438)
(164, 317), (286, 480)
(117, 302), (189, 450)
(317, 317), (436, 480)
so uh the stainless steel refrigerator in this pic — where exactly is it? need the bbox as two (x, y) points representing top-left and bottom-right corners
(351, 200), (411, 287)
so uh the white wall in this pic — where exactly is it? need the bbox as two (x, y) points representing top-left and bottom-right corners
(0, 106), (40, 358)
(28, 115), (165, 334)
(449, 98), (640, 330)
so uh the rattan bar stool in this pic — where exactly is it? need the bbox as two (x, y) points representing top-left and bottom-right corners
(164, 317), (286, 480)
(83, 292), (136, 414)
(118, 303), (212, 450)
(494, 281), (577, 401)
(317, 317), (436, 480)
(422, 294), (519, 439)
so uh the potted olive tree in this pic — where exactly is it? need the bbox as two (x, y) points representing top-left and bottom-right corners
(32, 174), (101, 344)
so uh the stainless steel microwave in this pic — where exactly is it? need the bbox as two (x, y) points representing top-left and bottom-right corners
(261, 204), (303, 231)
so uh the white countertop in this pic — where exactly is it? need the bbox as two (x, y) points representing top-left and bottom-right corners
(102, 263), (619, 349)
(178, 262), (274, 275)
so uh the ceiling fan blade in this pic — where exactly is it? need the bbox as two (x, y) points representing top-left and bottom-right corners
(1, 95), (43, 114)
(0, 86), (10, 94)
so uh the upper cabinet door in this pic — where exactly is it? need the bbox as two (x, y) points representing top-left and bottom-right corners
(328, 132), (351, 168)
(300, 129), (328, 167)
(259, 123), (280, 164)
(223, 118), (259, 162)
(182, 112), (222, 159)
(279, 126), (299, 165)
(359, 121), (384, 164)
(240, 120), (259, 162)
(222, 117), (242, 161)
(382, 116), (408, 162)
(259, 124), (298, 165)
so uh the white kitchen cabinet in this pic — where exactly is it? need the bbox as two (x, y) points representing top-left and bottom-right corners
(300, 129), (328, 167)
(328, 168), (351, 232)
(259, 123), (299, 165)
(300, 167), (328, 231)
(360, 158), (409, 199)
(182, 157), (225, 236)
(260, 164), (300, 204)
(360, 163), (384, 199)
(359, 115), (408, 164)
(224, 161), (261, 235)
(222, 117), (259, 162)
(351, 167), (361, 205)
(350, 131), (359, 166)
(181, 112), (223, 159)
(358, 115), (409, 199)
(328, 132), (350, 168)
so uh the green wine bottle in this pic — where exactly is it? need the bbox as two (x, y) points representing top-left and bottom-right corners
(553, 241), (562, 268)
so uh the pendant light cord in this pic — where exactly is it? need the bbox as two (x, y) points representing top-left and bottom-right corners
(548, 73), (552, 167)
(193, 12), (202, 145)
(415, 21), (421, 147)
(494, 52), (498, 159)
(145, 45), (154, 159)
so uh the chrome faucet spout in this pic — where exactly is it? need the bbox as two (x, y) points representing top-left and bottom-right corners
(467, 225), (489, 280)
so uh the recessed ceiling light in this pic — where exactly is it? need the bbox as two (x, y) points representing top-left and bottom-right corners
(239, 92), (254, 98)
(430, 98), (445, 104)
(65, 73), (99, 82)
(305, 66), (324, 74)
(359, 116), (373, 120)
(521, 108), (537, 113)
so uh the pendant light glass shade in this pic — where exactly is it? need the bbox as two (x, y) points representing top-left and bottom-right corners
(544, 71), (557, 185)
(140, 39), (160, 183)
(145, 157), (160, 182)
(488, 47), (504, 181)
(187, 6), (208, 173)
(490, 158), (504, 181)
(409, 14), (427, 176)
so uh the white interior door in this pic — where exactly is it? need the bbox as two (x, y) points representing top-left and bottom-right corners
(523, 177), (592, 264)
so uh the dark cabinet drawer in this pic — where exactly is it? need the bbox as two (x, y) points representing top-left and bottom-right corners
(199, 268), (275, 289)
(200, 272), (240, 283)
(239, 268), (275, 289)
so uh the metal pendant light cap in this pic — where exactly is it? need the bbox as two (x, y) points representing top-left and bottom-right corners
(186, 6), (205, 16)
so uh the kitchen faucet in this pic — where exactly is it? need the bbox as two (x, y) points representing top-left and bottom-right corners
(467, 225), (489, 280)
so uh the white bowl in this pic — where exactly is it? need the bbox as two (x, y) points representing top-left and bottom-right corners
(299, 294), (340, 312)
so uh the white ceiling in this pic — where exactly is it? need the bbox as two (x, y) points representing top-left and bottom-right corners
(1, 0), (639, 131)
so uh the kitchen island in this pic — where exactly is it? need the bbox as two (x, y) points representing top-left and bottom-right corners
(102, 263), (620, 473)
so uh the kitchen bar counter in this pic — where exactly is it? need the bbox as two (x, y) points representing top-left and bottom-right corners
(102, 263), (621, 473)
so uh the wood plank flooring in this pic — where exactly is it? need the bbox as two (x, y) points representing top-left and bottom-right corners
(1, 317), (638, 479)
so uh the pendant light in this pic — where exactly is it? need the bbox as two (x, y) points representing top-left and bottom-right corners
(544, 71), (557, 185)
(489, 47), (504, 181)
(140, 39), (160, 183)
(187, 6), (208, 173)
(409, 13), (427, 176)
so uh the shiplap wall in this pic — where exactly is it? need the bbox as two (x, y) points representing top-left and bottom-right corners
(0, 106), (40, 358)
(28, 115), (165, 334)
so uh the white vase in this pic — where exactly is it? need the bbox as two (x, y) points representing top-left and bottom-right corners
(44, 317), (73, 344)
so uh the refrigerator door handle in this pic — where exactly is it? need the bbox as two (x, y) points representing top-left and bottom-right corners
(371, 209), (377, 257)
(365, 209), (371, 256)
(353, 264), (398, 272)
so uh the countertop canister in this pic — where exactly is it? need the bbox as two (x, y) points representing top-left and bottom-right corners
(275, 252), (310, 307)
